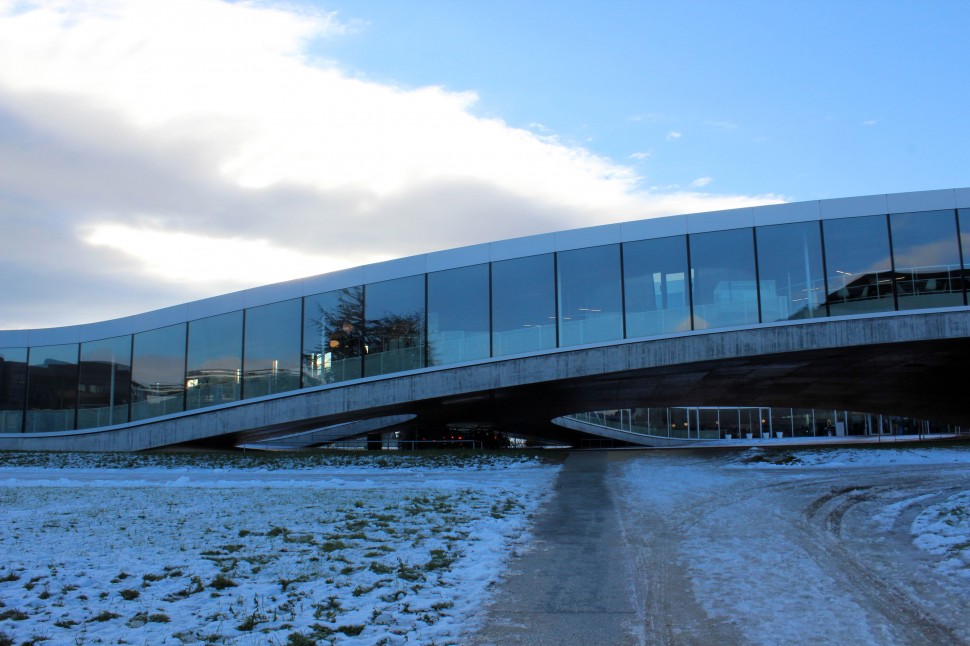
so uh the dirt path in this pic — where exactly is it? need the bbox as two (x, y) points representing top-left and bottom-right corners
(475, 449), (970, 645)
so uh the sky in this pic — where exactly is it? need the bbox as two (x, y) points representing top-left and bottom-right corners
(1, 0), (968, 330)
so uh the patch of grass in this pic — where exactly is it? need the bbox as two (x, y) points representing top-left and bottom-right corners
(238, 529), (252, 537)
(283, 533), (315, 545)
(0, 609), (28, 621)
(425, 548), (456, 571)
(396, 560), (423, 582)
(141, 572), (165, 583)
(320, 539), (347, 553)
(369, 561), (393, 575)
(119, 588), (140, 600)
(432, 600), (454, 611)
(148, 613), (171, 623)
(338, 624), (365, 637)
(268, 526), (289, 537)
(279, 574), (310, 592)
(0, 572), (20, 583)
(87, 610), (121, 623)
(209, 574), (238, 590)
(60, 584), (78, 593)
(287, 633), (317, 646)
(52, 619), (77, 629)
(237, 612), (267, 632)
(163, 575), (204, 601)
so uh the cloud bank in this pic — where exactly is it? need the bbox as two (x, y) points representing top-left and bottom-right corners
(0, 0), (783, 329)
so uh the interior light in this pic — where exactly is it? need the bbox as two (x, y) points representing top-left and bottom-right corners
(329, 340), (340, 348)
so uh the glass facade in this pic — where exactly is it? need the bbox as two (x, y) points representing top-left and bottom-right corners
(0, 347), (27, 433)
(25, 343), (78, 433)
(557, 245), (623, 346)
(690, 228), (759, 329)
(757, 221), (826, 321)
(131, 323), (186, 422)
(492, 254), (556, 356)
(243, 299), (302, 399)
(304, 287), (364, 386)
(2, 206), (968, 435)
(77, 335), (131, 429)
(186, 311), (243, 411)
(890, 210), (964, 310)
(823, 215), (895, 315)
(364, 276), (426, 377)
(428, 264), (490, 365)
(623, 236), (691, 337)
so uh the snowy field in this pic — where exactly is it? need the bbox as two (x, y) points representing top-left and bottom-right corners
(615, 444), (970, 645)
(0, 451), (560, 645)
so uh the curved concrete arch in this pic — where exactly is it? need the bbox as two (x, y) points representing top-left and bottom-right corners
(1, 309), (967, 451)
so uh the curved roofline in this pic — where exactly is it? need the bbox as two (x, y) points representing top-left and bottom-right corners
(3, 186), (969, 347)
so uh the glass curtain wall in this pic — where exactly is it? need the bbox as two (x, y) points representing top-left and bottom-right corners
(0, 348), (27, 433)
(25, 343), (78, 433)
(77, 335), (132, 429)
(186, 311), (243, 411)
(131, 323), (186, 421)
(756, 221), (826, 321)
(890, 210), (964, 310)
(303, 287), (364, 386)
(428, 264), (490, 365)
(823, 215), (895, 315)
(960, 210), (970, 293)
(557, 245), (623, 346)
(492, 254), (557, 356)
(243, 299), (302, 398)
(623, 236), (691, 337)
(689, 229), (759, 329)
(364, 276), (425, 377)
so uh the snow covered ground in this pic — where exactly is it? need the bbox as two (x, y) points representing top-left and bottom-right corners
(615, 444), (970, 645)
(0, 452), (559, 645)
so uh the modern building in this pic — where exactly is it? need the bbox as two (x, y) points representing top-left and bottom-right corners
(2, 187), (970, 450)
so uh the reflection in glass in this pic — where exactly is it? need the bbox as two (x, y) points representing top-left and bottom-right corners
(492, 254), (556, 356)
(25, 343), (78, 432)
(186, 311), (243, 411)
(364, 276), (425, 377)
(689, 228), (759, 329)
(960, 209), (970, 295)
(428, 265), (490, 365)
(304, 287), (364, 385)
(243, 299), (302, 399)
(557, 245), (623, 346)
(623, 236), (691, 337)
(823, 215), (895, 315)
(890, 210), (963, 310)
(756, 221), (826, 321)
(131, 323), (186, 421)
(77, 335), (131, 429)
(0, 347), (27, 433)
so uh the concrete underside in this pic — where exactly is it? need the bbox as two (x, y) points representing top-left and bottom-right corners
(2, 310), (969, 451)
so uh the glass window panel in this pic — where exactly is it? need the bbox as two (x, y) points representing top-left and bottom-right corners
(186, 311), (243, 411)
(303, 287), (364, 386)
(77, 335), (131, 429)
(131, 323), (186, 421)
(557, 245), (623, 346)
(25, 343), (78, 432)
(243, 299), (302, 399)
(623, 236), (691, 337)
(0, 347), (27, 433)
(428, 264), (490, 366)
(756, 221), (826, 321)
(492, 254), (556, 356)
(959, 209), (970, 289)
(891, 210), (963, 310)
(822, 215), (895, 315)
(364, 276), (426, 377)
(689, 228), (759, 329)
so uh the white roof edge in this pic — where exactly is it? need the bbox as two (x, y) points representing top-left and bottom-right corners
(5, 186), (968, 345)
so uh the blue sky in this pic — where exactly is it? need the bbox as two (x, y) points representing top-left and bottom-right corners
(313, 0), (969, 199)
(0, 0), (967, 329)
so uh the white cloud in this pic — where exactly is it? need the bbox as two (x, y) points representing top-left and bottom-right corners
(666, 131), (683, 141)
(691, 177), (713, 188)
(863, 120), (877, 126)
(629, 151), (651, 161)
(0, 0), (784, 329)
